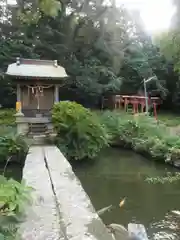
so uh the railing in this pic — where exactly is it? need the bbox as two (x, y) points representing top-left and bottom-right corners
(22, 109), (51, 118)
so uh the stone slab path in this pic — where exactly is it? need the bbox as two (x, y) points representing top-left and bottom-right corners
(18, 146), (113, 240)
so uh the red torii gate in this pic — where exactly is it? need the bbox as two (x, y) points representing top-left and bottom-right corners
(114, 95), (161, 120)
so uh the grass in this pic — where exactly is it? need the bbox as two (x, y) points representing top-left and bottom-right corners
(157, 111), (180, 127)
(99, 109), (180, 127)
(99, 110), (180, 164)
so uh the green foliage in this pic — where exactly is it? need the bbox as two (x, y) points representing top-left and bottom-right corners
(98, 111), (123, 142)
(100, 111), (180, 163)
(0, 110), (15, 126)
(0, 133), (29, 239)
(157, 112), (180, 126)
(154, 27), (180, 109)
(52, 105), (180, 163)
(0, 0), (169, 108)
(66, 57), (123, 106)
(155, 30), (180, 73)
(52, 101), (108, 160)
(0, 176), (32, 239)
(0, 176), (32, 216)
(39, 0), (61, 17)
(0, 135), (28, 164)
(146, 172), (180, 184)
(17, 0), (61, 24)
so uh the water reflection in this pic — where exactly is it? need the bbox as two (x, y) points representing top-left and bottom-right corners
(73, 148), (180, 239)
(151, 212), (180, 240)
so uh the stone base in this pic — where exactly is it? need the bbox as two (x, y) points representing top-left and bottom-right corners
(28, 134), (56, 145)
(14, 114), (55, 136)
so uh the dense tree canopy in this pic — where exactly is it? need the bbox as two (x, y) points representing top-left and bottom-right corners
(0, 0), (178, 109)
(153, 0), (180, 110)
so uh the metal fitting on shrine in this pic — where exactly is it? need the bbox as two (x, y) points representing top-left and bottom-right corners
(16, 57), (20, 66)
(54, 60), (58, 67)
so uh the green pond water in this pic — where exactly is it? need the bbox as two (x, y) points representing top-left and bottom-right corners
(0, 164), (22, 181)
(73, 148), (180, 240)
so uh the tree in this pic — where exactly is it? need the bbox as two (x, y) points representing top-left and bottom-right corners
(152, 1), (180, 110)
(16, 0), (61, 23)
(0, 0), (169, 108)
(119, 10), (167, 97)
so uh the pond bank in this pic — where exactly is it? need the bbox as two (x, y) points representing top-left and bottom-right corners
(73, 148), (180, 240)
(0, 163), (22, 181)
(111, 143), (180, 170)
(99, 112), (180, 168)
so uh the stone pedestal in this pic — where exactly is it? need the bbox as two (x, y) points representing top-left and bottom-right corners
(15, 112), (28, 135)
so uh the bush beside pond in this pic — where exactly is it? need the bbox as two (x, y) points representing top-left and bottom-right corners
(52, 101), (108, 161)
(0, 135), (28, 164)
(0, 175), (32, 239)
(100, 111), (180, 163)
(0, 133), (29, 238)
(52, 102), (180, 163)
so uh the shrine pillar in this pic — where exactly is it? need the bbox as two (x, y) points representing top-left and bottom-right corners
(54, 85), (59, 103)
(17, 84), (21, 101)
(16, 84), (22, 113)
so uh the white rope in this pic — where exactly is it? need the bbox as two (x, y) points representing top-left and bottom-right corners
(27, 84), (53, 89)
(27, 85), (53, 110)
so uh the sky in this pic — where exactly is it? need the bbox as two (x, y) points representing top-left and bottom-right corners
(116, 0), (176, 33)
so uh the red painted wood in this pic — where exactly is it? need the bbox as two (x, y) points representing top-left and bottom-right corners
(153, 102), (158, 120)
(117, 95), (160, 117)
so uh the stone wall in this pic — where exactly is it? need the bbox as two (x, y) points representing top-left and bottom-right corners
(18, 146), (113, 240)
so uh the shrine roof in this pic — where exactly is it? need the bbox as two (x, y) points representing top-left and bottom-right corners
(6, 58), (68, 79)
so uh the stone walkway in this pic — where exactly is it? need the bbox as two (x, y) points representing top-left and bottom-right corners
(18, 146), (113, 240)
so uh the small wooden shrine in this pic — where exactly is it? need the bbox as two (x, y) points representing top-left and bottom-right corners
(6, 58), (68, 117)
(6, 58), (68, 136)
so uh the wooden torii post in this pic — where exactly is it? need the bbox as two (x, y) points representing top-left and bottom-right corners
(113, 95), (160, 120)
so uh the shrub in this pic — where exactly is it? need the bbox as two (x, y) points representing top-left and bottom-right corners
(100, 111), (180, 163)
(169, 147), (180, 162)
(146, 172), (180, 184)
(52, 101), (108, 160)
(99, 111), (124, 142)
(0, 176), (32, 239)
(149, 139), (169, 159)
(0, 135), (28, 164)
(0, 109), (15, 126)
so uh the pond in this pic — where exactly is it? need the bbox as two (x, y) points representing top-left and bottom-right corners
(73, 148), (180, 240)
(0, 163), (22, 181)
